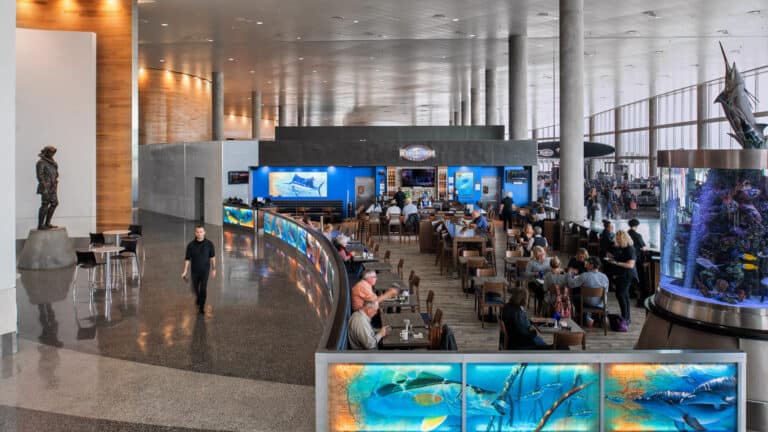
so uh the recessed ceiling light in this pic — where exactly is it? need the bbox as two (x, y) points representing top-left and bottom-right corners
(352, 19), (359, 24)
(159, 58), (165, 63)
(207, 38), (214, 42)
(249, 70), (255, 74)
(296, 36), (302, 40)
(322, 80), (328, 84)
(451, 18), (460, 22)
(137, 0), (156, 3)
(440, 56), (447, 59)
(267, 81), (272, 84)
(228, 57), (235, 61)
(375, 69), (380, 72)
(298, 57), (304, 61)
(469, 34), (476, 38)
(161, 23), (169, 27)
(312, 70), (317, 73)
(256, 21), (263, 25)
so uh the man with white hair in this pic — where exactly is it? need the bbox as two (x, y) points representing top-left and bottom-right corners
(499, 191), (516, 230)
(348, 300), (391, 350)
(351, 270), (398, 312)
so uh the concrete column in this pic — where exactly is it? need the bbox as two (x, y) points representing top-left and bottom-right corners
(460, 99), (468, 125)
(211, 71), (224, 140)
(696, 83), (708, 149)
(508, 33), (528, 139)
(471, 86), (479, 125)
(558, 0), (584, 222)
(297, 98), (304, 127)
(649, 96), (658, 177)
(251, 90), (261, 140)
(485, 68), (496, 125)
(614, 106), (622, 166)
(0, 0), (17, 356)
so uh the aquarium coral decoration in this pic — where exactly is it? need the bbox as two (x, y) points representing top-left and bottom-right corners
(715, 42), (768, 149)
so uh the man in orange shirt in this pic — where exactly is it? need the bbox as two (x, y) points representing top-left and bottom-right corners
(351, 270), (398, 312)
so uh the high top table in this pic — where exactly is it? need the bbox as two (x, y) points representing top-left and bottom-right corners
(90, 245), (124, 303)
(103, 229), (132, 247)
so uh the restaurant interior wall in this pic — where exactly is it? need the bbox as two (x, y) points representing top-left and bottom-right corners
(17, 0), (133, 231)
(251, 166), (377, 217)
(446, 166), (531, 206)
(0, 0), (17, 347)
(222, 141), (258, 203)
(15, 28), (96, 239)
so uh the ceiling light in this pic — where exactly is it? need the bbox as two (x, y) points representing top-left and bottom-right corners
(642, 10), (659, 18)
(655, 49), (664, 55)
(322, 80), (328, 84)
(228, 57), (235, 61)
(625, 30), (638, 35)
(375, 69), (380, 72)
(207, 38), (214, 42)
(298, 57), (304, 60)
(161, 23), (169, 27)
(267, 81), (272, 84)
(256, 21), (263, 25)
(469, 34), (476, 38)
(296, 36), (302, 40)
(352, 19), (359, 24)
(536, 12), (549, 17)
(159, 58), (165, 63)
(451, 18), (460, 22)
(331, 16), (344, 21)
(312, 70), (317, 73)
(137, 0), (156, 3)
(249, 70), (255, 74)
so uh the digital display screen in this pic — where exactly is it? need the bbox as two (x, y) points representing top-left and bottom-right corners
(401, 168), (435, 187)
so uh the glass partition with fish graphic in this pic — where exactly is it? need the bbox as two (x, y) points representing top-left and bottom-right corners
(465, 363), (600, 431)
(316, 353), (745, 431)
(327, 363), (463, 431)
(269, 171), (328, 197)
(656, 160), (768, 330)
(605, 363), (738, 432)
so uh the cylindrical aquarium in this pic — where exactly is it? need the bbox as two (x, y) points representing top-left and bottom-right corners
(655, 149), (768, 331)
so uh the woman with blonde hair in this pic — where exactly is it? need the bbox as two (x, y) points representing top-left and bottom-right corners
(520, 223), (535, 257)
(606, 230), (637, 325)
(525, 246), (551, 313)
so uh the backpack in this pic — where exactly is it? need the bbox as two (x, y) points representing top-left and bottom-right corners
(608, 313), (628, 332)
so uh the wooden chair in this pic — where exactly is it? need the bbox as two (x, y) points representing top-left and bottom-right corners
(409, 275), (421, 313)
(498, 318), (509, 350)
(477, 280), (505, 328)
(471, 267), (496, 313)
(383, 250), (391, 263)
(429, 308), (444, 350)
(504, 249), (523, 284)
(421, 290), (435, 325)
(387, 217), (402, 242)
(553, 331), (586, 350)
(580, 286), (608, 335)
(464, 257), (488, 297)
(396, 258), (404, 278)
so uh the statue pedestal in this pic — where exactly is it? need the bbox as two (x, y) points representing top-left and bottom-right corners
(17, 227), (76, 270)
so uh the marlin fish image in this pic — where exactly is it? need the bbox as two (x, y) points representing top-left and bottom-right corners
(364, 371), (499, 431)
(715, 42), (768, 149)
(635, 390), (735, 431)
(286, 174), (325, 196)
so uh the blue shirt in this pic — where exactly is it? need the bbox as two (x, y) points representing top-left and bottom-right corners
(473, 215), (489, 234)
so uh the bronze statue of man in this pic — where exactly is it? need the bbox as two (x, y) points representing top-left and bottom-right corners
(36, 146), (59, 230)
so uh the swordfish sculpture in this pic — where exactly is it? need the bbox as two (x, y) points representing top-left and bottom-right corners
(714, 42), (768, 149)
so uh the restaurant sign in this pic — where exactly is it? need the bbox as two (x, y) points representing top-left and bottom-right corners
(399, 145), (435, 162)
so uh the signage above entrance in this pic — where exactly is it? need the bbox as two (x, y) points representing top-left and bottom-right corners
(399, 145), (435, 162)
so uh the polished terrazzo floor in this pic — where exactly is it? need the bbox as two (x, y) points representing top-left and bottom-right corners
(3, 212), (319, 431)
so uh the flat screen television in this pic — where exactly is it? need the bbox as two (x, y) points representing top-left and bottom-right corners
(505, 168), (529, 184)
(228, 171), (249, 185)
(400, 168), (435, 187)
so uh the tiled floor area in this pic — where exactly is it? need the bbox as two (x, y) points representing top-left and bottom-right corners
(1, 211), (646, 431)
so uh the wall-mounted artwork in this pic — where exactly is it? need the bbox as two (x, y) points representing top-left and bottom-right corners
(269, 171), (328, 197)
(455, 171), (474, 197)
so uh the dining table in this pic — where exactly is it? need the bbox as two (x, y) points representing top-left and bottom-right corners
(380, 311), (430, 349)
(362, 261), (392, 273)
(531, 317), (585, 349)
(90, 245), (124, 302)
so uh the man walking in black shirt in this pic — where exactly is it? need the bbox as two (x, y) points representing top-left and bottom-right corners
(181, 226), (216, 314)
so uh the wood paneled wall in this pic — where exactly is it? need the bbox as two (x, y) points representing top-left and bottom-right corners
(17, 0), (133, 230)
(139, 69), (212, 144)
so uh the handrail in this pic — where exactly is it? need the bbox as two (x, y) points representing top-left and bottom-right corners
(259, 209), (350, 351)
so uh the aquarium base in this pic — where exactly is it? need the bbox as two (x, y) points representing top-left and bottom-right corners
(639, 299), (768, 431)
